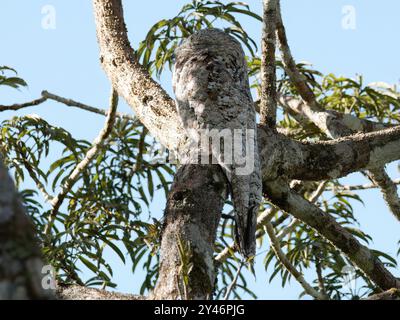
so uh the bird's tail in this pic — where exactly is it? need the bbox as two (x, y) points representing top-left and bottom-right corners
(234, 204), (257, 260)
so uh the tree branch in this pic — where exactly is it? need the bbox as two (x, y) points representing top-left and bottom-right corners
(364, 168), (400, 221)
(260, 0), (278, 127)
(365, 288), (400, 300)
(152, 165), (228, 299)
(92, 0), (186, 154)
(276, 180), (327, 241)
(223, 260), (244, 300)
(261, 125), (400, 181)
(56, 285), (144, 300)
(0, 97), (47, 112)
(277, 95), (388, 138)
(0, 90), (135, 120)
(327, 179), (400, 191)
(42, 91), (135, 121)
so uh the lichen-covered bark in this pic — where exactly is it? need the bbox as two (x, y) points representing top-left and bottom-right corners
(57, 285), (143, 300)
(366, 288), (400, 300)
(0, 160), (54, 299)
(260, 0), (278, 127)
(152, 165), (227, 299)
(260, 125), (400, 181)
(92, 0), (186, 154)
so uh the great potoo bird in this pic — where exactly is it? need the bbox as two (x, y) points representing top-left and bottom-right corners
(172, 29), (262, 258)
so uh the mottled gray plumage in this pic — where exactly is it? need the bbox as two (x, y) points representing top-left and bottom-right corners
(172, 29), (262, 258)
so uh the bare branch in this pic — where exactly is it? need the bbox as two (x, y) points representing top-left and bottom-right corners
(44, 89), (119, 235)
(223, 260), (244, 300)
(260, 0), (278, 127)
(0, 90), (135, 121)
(365, 168), (400, 221)
(0, 97), (47, 112)
(328, 178), (400, 191)
(42, 91), (135, 121)
(276, 1), (324, 115)
(277, 95), (388, 138)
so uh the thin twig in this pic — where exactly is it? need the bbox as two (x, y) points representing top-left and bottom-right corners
(315, 253), (328, 298)
(42, 91), (135, 121)
(223, 260), (244, 300)
(44, 89), (119, 235)
(264, 221), (327, 300)
(327, 179), (400, 191)
(0, 90), (135, 121)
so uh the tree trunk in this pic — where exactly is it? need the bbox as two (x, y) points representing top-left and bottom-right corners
(0, 159), (54, 299)
(152, 165), (228, 299)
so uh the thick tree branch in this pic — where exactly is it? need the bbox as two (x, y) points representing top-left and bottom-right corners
(92, 0), (186, 155)
(278, 98), (400, 221)
(365, 288), (400, 300)
(276, 180), (327, 241)
(260, 0), (278, 127)
(260, 125), (400, 181)
(56, 285), (144, 300)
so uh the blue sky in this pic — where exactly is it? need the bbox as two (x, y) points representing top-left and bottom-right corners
(1, 0), (399, 299)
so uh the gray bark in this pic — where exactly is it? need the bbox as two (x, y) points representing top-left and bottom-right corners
(152, 165), (227, 299)
(0, 159), (54, 299)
